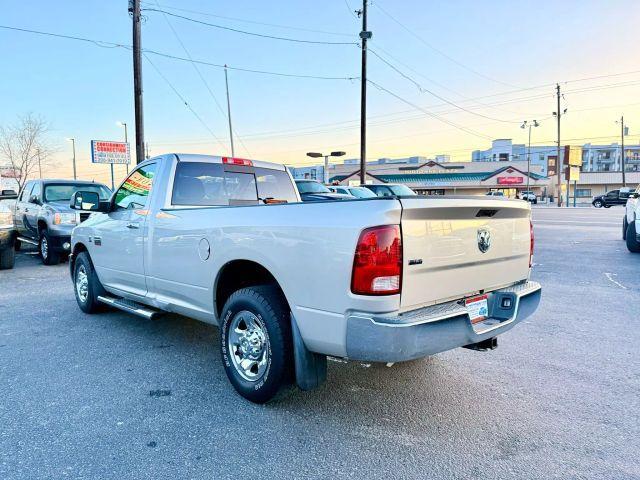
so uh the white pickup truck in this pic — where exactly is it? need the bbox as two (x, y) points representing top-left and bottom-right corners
(69, 154), (541, 403)
(623, 185), (640, 252)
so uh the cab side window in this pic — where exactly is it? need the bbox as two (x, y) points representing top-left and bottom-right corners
(30, 182), (42, 203)
(114, 163), (157, 211)
(19, 182), (34, 202)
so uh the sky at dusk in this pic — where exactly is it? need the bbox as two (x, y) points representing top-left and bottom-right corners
(1, 0), (639, 186)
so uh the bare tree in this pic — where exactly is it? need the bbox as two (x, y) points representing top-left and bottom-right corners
(0, 113), (55, 191)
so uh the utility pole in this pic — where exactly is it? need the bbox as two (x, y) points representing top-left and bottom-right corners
(131, 0), (145, 165)
(224, 65), (235, 158)
(555, 84), (562, 207)
(620, 115), (626, 187)
(357, 0), (371, 185)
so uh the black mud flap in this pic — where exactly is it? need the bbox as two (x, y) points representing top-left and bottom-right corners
(291, 314), (327, 391)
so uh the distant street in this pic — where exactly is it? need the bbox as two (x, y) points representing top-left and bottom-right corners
(1, 205), (638, 479)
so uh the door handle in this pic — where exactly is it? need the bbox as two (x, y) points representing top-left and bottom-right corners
(126, 222), (140, 229)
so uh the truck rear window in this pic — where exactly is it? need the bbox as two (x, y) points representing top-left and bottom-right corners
(171, 162), (298, 206)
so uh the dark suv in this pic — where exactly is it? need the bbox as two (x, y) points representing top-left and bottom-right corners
(592, 189), (631, 208)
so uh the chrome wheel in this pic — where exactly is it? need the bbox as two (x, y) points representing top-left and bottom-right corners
(76, 264), (89, 303)
(40, 235), (48, 259)
(227, 310), (269, 382)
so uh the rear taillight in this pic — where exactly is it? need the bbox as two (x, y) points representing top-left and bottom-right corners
(222, 157), (253, 166)
(351, 225), (402, 295)
(529, 220), (534, 267)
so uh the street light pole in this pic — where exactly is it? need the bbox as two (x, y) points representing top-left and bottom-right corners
(621, 115), (626, 187)
(67, 138), (77, 180)
(117, 121), (129, 174)
(306, 151), (346, 184)
(521, 120), (540, 193)
(224, 65), (235, 158)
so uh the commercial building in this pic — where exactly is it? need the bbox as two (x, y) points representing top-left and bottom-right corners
(291, 157), (549, 197)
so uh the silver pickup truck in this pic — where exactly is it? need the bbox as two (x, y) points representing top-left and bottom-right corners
(69, 154), (541, 403)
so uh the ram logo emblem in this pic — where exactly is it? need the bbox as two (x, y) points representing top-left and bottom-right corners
(477, 228), (491, 253)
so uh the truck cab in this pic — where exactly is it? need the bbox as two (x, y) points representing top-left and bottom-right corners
(14, 179), (111, 265)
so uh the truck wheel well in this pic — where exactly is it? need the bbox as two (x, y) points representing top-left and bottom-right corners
(70, 243), (88, 271)
(215, 260), (287, 318)
(37, 220), (47, 232)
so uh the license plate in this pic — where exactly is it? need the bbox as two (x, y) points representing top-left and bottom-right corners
(465, 294), (489, 324)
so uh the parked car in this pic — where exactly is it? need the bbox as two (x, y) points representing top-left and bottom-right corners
(68, 154), (541, 403)
(362, 183), (417, 197)
(328, 185), (377, 198)
(592, 189), (631, 208)
(294, 179), (352, 201)
(485, 191), (505, 197)
(0, 200), (16, 269)
(518, 190), (538, 204)
(623, 185), (640, 252)
(13, 179), (111, 265)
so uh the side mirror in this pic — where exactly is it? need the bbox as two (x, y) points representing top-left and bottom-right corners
(28, 194), (40, 205)
(70, 191), (104, 211)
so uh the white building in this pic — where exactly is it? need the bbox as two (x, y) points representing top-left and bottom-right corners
(471, 139), (561, 177)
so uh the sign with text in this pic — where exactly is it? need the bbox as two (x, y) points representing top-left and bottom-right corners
(564, 145), (583, 167)
(565, 166), (580, 182)
(497, 176), (524, 185)
(91, 140), (131, 165)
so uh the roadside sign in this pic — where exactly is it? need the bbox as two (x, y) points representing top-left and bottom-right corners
(91, 140), (131, 165)
(497, 176), (524, 185)
(564, 145), (583, 167)
(565, 165), (580, 182)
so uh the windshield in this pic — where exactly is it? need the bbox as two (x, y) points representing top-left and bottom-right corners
(348, 187), (377, 198)
(296, 181), (331, 194)
(388, 185), (416, 196)
(44, 183), (111, 202)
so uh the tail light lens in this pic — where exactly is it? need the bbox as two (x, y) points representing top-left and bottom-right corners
(529, 220), (534, 267)
(351, 225), (402, 295)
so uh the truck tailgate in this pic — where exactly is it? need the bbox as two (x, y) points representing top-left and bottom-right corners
(399, 197), (531, 311)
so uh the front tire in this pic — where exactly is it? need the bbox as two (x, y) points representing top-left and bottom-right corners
(220, 286), (293, 403)
(40, 230), (60, 266)
(0, 247), (15, 270)
(593, 200), (603, 208)
(73, 251), (106, 313)
(626, 221), (640, 253)
(623, 217), (628, 241)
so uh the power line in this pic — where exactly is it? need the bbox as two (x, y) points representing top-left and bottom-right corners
(142, 8), (357, 45)
(143, 52), (229, 151)
(152, 1), (252, 156)
(368, 48), (521, 124)
(372, 1), (520, 89)
(367, 79), (493, 140)
(140, 1), (353, 37)
(0, 24), (358, 81)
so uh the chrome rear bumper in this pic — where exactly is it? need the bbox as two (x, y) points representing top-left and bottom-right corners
(345, 281), (541, 362)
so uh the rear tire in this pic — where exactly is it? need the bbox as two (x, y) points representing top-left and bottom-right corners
(73, 251), (106, 313)
(0, 247), (15, 270)
(40, 230), (60, 266)
(219, 286), (293, 403)
(626, 221), (640, 253)
(604, 205), (611, 209)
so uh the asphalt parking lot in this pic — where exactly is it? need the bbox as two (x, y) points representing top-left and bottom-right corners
(1, 206), (638, 480)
